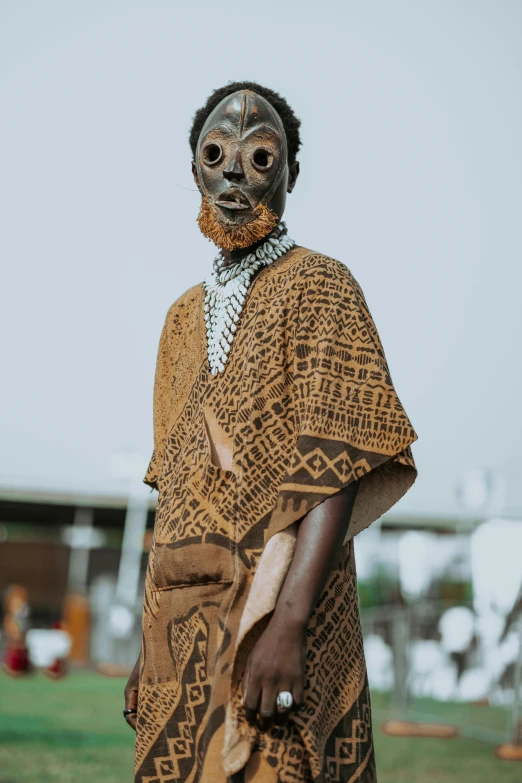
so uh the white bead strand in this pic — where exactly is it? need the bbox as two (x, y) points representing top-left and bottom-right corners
(203, 223), (295, 376)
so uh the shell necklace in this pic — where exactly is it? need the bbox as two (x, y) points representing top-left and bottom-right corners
(203, 221), (295, 376)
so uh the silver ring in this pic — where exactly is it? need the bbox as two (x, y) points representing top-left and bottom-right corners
(276, 691), (293, 711)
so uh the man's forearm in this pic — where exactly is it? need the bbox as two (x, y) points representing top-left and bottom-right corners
(272, 481), (360, 629)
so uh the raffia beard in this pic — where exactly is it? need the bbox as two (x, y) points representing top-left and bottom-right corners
(197, 195), (279, 251)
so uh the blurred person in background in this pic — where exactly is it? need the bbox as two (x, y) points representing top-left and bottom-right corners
(2, 584), (31, 677)
(124, 82), (418, 783)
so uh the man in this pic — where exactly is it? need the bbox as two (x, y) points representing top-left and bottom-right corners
(125, 81), (417, 783)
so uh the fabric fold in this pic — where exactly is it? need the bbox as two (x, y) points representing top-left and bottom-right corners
(222, 524), (298, 775)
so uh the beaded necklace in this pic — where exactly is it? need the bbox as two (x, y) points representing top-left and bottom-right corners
(203, 222), (295, 375)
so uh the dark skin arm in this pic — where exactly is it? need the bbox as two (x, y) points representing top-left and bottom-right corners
(242, 480), (360, 730)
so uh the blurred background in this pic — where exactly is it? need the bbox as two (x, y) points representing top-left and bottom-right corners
(1, 1), (521, 781)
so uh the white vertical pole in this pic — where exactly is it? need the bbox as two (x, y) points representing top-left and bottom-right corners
(115, 482), (149, 609)
(67, 507), (94, 592)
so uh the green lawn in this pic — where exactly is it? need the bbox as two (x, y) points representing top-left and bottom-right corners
(0, 671), (520, 783)
(371, 692), (519, 783)
(0, 670), (134, 783)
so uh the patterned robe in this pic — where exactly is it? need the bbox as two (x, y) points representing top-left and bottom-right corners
(134, 247), (418, 782)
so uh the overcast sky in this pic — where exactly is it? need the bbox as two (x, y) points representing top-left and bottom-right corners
(1, 0), (521, 518)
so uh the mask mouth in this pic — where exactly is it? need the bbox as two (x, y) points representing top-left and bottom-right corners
(214, 188), (252, 211)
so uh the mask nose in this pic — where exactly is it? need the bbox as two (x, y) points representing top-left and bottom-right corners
(223, 150), (245, 182)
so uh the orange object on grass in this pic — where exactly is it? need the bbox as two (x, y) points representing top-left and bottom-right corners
(382, 719), (460, 739)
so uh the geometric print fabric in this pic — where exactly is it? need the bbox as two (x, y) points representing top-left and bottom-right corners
(136, 248), (417, 781)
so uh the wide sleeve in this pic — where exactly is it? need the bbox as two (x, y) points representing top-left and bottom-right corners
(265, 258), (418, 544)
(143, 309), (174, 490)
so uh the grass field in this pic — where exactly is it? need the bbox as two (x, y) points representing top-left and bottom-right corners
(0, 671), (520, 783)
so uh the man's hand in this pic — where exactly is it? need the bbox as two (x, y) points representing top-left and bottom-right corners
(241, 612), (305, 731)
(123, 655), (141, 731)
(241, 481), (360, 732)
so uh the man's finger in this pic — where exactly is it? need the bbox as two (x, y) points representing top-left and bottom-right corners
(123, 682), (139, 731)
(259, 680), (277, 731)
(243, 666), (261, 725)
(125, 685), (138, 710)
(292, 678), (305, 712)
(274, 680), (293, 726)
(125, 712), (137, 731)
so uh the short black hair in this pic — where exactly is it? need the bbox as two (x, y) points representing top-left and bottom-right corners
(189, 81), (301, 166)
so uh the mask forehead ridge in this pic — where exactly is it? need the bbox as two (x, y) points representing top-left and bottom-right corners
(197, 90), (287, 159)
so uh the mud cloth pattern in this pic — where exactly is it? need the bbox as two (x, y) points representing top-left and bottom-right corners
(135, 248), (417, 782)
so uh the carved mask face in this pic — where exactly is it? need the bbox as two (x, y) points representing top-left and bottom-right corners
(195, 90), (289, 250)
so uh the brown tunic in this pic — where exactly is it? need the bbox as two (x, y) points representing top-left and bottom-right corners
(134, 247), (418, 783)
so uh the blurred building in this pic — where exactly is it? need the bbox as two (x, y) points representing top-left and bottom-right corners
(0, 488), (156, 628)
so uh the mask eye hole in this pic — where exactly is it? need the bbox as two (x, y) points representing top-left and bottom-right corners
(252, 148), (273, 171)
(202, 142), (223, 166)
